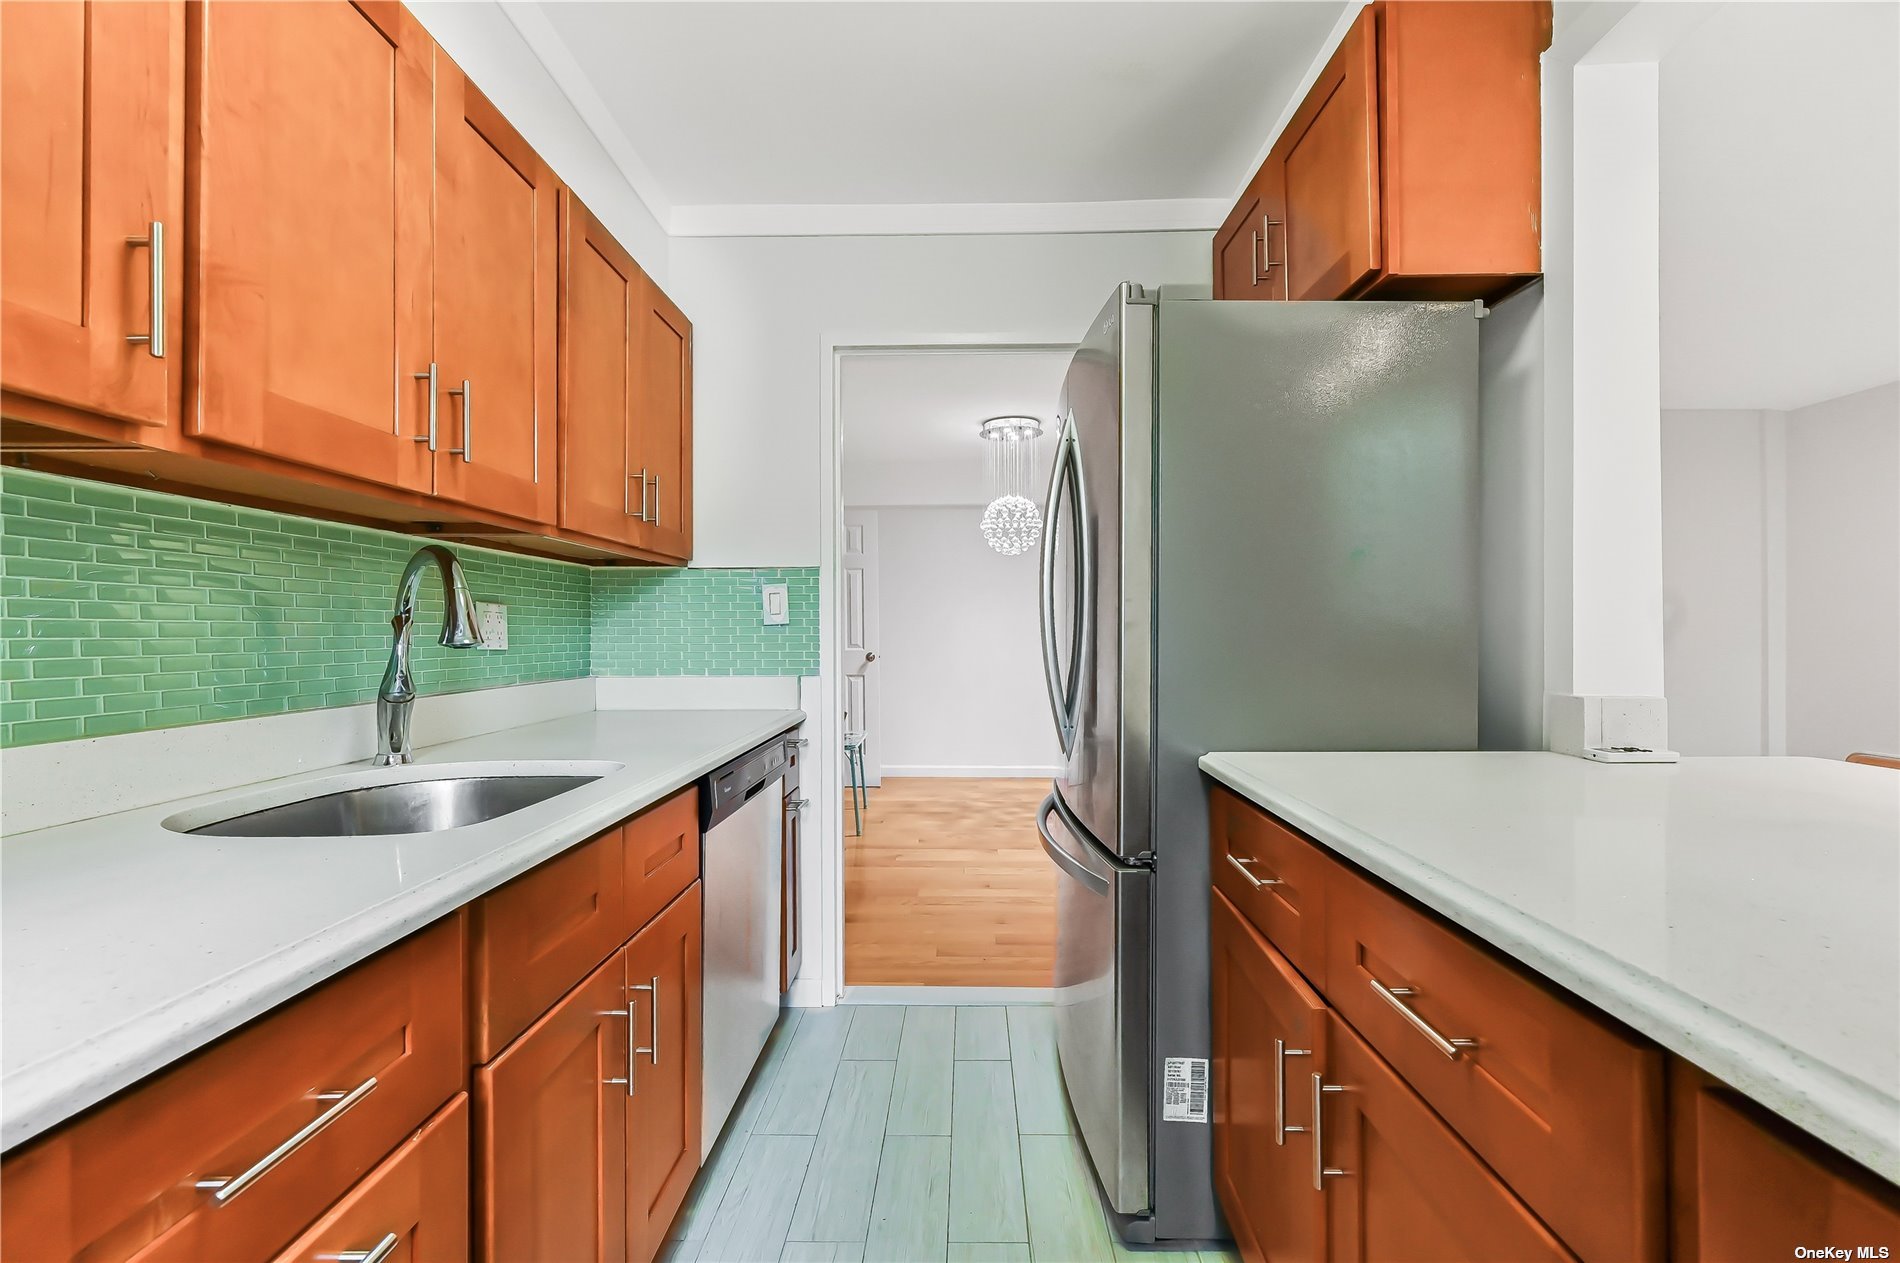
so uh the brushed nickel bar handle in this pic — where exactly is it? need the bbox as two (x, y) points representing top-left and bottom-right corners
(1250, 230), (1263, 286)
(630, 975), (660, 1066)
(1258, 217), (1284, 283)
(196, 1076), (377, 1204)
(336, 1232), (401, 1263)
(649, 473), (660, 528)
(787, 797), (809, 810)
(125, 221), (164, 357)
(1311, 1073), (1346, 1190)
(602, 1006), (632, 1089)
(1225, 854), (1282, 889)
(1369, 977), (1478, 1059)
(1274, 1038), (1311, 1145)
(411, 364), (438, 450)
(626, 467), (650, 520)
(447, 380), (472, 461)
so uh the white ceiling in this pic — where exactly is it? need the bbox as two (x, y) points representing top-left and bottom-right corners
(532, 1), (1347, 232)
(1659, 1), (1900, 412)
(842, 351), (1070, 506)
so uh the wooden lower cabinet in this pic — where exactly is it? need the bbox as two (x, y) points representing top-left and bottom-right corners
(625, 885), (705, 1263)
(1671, 1061), (1900, 1261)
(272, 1094), (470, 1263)
(476, 880), (704, 1263)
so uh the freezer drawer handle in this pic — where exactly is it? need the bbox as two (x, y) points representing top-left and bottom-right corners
(1225, 854), (1283, 890)
(1036, 794), (1109, 895)
(1369, 977), (1478, 1059)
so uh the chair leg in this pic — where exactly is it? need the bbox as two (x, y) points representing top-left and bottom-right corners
(848, 745), (863, 837)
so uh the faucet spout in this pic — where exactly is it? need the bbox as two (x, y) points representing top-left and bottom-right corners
(375, 545), (484, 765)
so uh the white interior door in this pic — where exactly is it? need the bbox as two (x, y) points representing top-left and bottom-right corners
(843, 509), (883, 786)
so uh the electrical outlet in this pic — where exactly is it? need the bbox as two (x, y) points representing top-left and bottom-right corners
(476, 602), (508, 650)
(761, 583), (790, 626)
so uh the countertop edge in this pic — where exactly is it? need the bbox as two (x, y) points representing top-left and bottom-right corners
(1199, 752), (1900, 1185)
(0, 708), (803, 1151)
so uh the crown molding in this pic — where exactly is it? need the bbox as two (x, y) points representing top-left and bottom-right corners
(498, 1), (674, 226)
(669, 198), (1228, 238)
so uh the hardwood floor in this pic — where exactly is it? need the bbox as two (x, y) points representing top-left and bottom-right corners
(844, 779), (1056, 988)
(663, 1006), (1240, 1263)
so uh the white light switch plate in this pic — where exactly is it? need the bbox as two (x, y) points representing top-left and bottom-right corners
(761, 583), (790, 626)
(476, 602), (508, 650)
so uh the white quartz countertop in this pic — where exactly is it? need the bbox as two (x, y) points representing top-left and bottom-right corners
(1, 707), (802, 1151)
(1199, 751), (1900, 1182)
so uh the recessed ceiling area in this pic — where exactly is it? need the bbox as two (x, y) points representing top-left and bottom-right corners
(535, 1), (1346, 215)
(842, 351), (1070, 506)
(1660, 1), (1900, 411)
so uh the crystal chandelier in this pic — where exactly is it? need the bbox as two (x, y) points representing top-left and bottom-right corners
(978, 416), (1044, 555)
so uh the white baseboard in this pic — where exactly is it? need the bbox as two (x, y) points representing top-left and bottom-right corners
(842, 985), (1054, 1005)
(595, 676), (804, 710)
(879, 764), (1062, 779)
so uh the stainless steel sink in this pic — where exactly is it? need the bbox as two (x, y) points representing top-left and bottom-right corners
(187, 774), (602, 837)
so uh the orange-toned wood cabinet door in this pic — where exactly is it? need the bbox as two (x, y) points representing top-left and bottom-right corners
(1671, 1060), (1900, 1261)
(557, 192), (643, 548)
(476, 945), (629, 1263)
(1, 0), (183, 427)
(271, 1094), (470, 1263)
(624, 883), (704, 1263)
(623, 786), (701, 937)
(188, 0), (433, 493)
(468, 824), (626, 1064)
(1321, 1014), (1576, 1262)
(631, 276), (693, 561)
(0, 916), (464, 1263)
(1211, 890), (1327, 1263)
(1273, 6), (1381, 301)
(430, 51), (557, 524)
(1212, 188), (1266, 302)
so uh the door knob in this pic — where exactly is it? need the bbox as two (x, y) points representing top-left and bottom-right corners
(864, 653), (878, 663)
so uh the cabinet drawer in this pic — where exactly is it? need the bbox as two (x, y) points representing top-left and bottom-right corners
(1210, 786), (1328, 977)
(471, 826), (627, 1063)
(271, 1093), (469, 1263)
(1325, 862), (1664, 1261)
(624, 787), (699, 936)
(0, 916), (464, 1263)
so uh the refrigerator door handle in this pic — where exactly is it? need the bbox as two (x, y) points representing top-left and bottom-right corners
(1038, 418), (1090, 756)
(1037, 793), (1109, 895)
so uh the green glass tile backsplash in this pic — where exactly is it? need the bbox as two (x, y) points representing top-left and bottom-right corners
(590, 567), (820, 677)
(1, 469), (820, 748)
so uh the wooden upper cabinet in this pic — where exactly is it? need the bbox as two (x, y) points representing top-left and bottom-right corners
(1, 0), (184, 427)
(476, 945), (630, 1263)
(558, 192), (644, 549)
(1216, 1), (1549, 303)
(631, 276), (693, 561)
(1274, 7), (1383, 301)
(1211, 891), (1327, 1263)
(189, 0), (434, 493)
(431, 52), (558, 524)
(624, 885), (704, 1263)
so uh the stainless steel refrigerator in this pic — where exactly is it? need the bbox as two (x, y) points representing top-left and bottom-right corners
(1035, 283), (1480, 1245)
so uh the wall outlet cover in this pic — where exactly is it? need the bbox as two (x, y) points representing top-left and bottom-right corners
(476, 602), (509, 650)
(761, 582), (790, 626)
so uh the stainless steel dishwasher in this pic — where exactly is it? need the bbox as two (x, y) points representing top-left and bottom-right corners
(699, 736), (788, 1156)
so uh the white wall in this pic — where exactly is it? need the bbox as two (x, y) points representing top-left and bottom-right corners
(1661, 410), (1772, 755)
(1477, 284), (1547, 750)
(410, 1), (670, 282)
(1785, 382), (1900, 761)
(668, 232), (1212, 567)
(856, 506), (1063, 776)
(1661, 384), (1900, 760)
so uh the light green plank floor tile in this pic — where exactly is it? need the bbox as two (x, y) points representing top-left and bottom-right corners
(864, 1134), (951, 1263)
(788, 1060), (896, 1242)
(946, 1245), (1031, 1262)
(888, 1007), (955, 1136)
(698, 1133), (816, 1263)
(1005, 1006), (1071, 1136)
(781, 1243), (866, 1261)
(948, 1059), (1027, 1243)
(676, 1011), (806, 1241)
(1020, 1133), (1114, 1263)
(758, 1006), (853, 1135)
(954, 1006), (1010, 1060)
(842, 1005), (906, 1060)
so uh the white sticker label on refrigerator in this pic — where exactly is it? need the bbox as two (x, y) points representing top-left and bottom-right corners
(1163, 1057), (1209, 1124)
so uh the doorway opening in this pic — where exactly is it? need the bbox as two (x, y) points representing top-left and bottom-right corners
(836, 347), (1072, 991)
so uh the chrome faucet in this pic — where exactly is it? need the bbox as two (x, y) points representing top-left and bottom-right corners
(375, 545), (484, 765)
